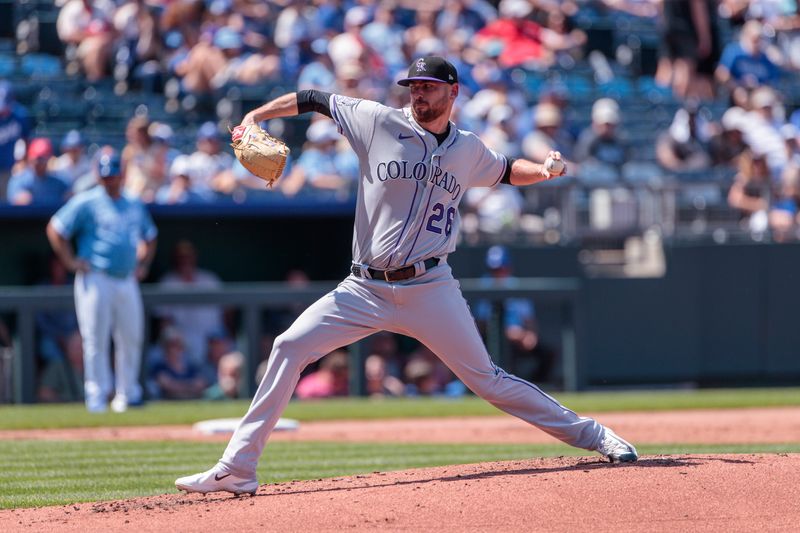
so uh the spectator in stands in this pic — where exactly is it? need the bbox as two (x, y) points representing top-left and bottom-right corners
(480, 104), (522, 158)
(204, 350), (246, 400)
(207, 26), (281, 89)
(768, 4), (800, 72)
(716, 19), (781, 92)
(365, 353), (406, 397)
(0, 81), (31, 201)
(573, 98), (629, 170)
(472, 246), (556, 384)
(157, 240), (226, 368)
(655, 0), (719, 100)
(52, 130), (92, 193)
(462, 60), (528, 131)
(709, 106), (749, 167)
(112, 0), (163, 86)
(333, 61), (375, 99)
(403, 354), (439, 396)
(463, 183), (525, 237)
(273, 0), (317, 78)
(404, 9), (441, 62)
(522, 102), (573, 164)
(744, 86), (789, 181)
(294, 349), (349, 399)
(769, 163), (800, 241)
(437, 0), (496, 38)
(202, 328), (236, 384)
(279, 120), (359, 198)
(728, 148), (773, 234)
(656, 103), (712, 172)
(149, 326), (207, 400)
(37, 330), (84, 403)
(770, 125), (800, 239)
(297, 38), (336, 91)
(140, 122), (179, 201)
(474, 0), (548, 68)
(403, 344), (463, 397)
(35, 255), (80, 365)
(185, 121), (236, 195)
(297, 38), (337, 92)
(174, 30), (228, 94)
(7, 139), (70, 205)
(155, 155), (213, 204)
(361, 4), (407, 77)
(328, 6), (372, 73)
(121, 115), (157, 200)
(539, 7), (587, 68)
(56, 0), (116, 81)
(364, 332), (405, 397)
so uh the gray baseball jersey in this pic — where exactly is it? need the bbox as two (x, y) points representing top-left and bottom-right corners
(329, 94), (507, 269)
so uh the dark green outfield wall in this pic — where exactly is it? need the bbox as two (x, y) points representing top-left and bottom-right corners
(2, 209), (799, 386)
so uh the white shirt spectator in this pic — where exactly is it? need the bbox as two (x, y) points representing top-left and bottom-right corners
(464, 184), (525, 234)
(158, 269), (224, 368)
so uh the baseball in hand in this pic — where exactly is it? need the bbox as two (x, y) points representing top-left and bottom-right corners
(545, 154), (566, 176)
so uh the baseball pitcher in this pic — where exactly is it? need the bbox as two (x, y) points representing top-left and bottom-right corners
(177, 56), (637, 495)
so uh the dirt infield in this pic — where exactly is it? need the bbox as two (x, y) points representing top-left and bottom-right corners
(1, 407), (799, 532)
(2, 454), (798, 532)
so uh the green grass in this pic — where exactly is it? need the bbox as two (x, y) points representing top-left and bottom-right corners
(1, 388), (799, 430)
(1, 440), (798, 510)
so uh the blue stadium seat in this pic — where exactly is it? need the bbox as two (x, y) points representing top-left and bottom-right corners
(621, 161), (665, 187)
(577, 161), (621, 186)
(20, 53), (62, 78)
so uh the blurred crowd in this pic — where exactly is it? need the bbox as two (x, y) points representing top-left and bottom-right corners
(0, 0), (797, 239)
(8, 0), (800, 401)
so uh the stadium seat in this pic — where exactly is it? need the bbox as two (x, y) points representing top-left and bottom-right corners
(20, 53), (62, 78)
(577, 161), (621, 187)
(622, 161), (664, 187)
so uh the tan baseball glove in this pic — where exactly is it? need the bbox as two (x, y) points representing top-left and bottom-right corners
(230, 124), (290, 188)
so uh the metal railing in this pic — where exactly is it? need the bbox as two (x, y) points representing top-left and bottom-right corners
(0, 278), (582, 403)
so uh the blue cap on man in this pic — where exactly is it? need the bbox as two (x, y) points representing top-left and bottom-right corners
(486, 245), (511, 270)
(98, 153), (122, 178)
(61, 130), (84, 151)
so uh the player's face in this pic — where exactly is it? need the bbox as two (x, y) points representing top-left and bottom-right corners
(100, 174), (123, 198)
(409, 81), (455, 123)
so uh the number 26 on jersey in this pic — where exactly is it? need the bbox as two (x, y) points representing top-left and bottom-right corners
(426, 203), (455, 236)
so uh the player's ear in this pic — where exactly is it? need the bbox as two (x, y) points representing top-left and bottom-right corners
(451, 83), (459, 100)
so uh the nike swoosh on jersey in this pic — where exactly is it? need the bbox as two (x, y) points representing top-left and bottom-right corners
(398, 133), (414, 140)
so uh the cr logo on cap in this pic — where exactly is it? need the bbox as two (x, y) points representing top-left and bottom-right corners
(415, 58), (426, 72)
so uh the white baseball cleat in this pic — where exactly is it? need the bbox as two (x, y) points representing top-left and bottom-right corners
(596, 428), (639, 463)
(110, 396), (128, 413)
(175, 467), (259, 495)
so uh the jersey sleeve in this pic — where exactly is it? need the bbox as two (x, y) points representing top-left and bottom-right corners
(328, 94), (387, 158)
(464, 133), (508, 188)
(49, 195), (85, 238)
(139, 203), (158, 241)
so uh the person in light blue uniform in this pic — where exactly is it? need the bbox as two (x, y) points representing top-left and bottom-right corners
(46, 152), (158, 413)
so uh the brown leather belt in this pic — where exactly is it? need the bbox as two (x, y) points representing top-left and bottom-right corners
(351, 257), (440, 282)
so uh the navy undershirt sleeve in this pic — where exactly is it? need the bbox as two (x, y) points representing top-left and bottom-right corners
(296, 90), (333, 118)
(500, 157), (516, 185)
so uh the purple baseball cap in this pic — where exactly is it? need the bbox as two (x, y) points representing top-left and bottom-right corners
(397, 56), (458, 87)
